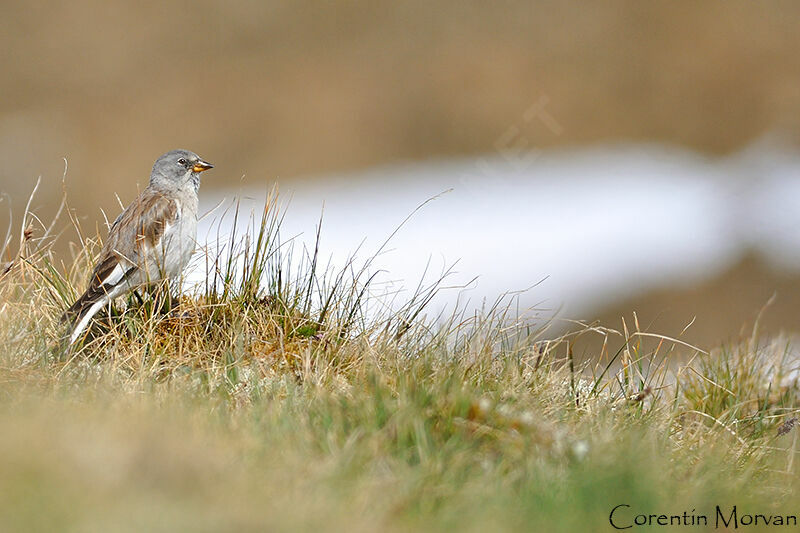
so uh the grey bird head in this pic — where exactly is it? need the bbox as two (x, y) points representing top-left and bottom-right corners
(150, 149), (213, 191)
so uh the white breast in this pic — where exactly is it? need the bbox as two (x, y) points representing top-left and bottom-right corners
(148, 197), (198, 282)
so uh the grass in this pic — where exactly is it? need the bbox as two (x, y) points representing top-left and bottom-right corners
(1, 189), (800, 532)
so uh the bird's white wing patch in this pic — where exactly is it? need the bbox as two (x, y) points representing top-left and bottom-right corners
(97, 262), (129, 288)
(97, 249), (138, 288)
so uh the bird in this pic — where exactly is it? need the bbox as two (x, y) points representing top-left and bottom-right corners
(63, 149), (213, 345)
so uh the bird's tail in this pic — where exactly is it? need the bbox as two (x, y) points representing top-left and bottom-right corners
(62, 291), (92, 323)
(62, 289), (110, 345)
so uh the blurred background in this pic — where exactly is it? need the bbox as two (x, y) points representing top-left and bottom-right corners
(2, 0), (800, 348)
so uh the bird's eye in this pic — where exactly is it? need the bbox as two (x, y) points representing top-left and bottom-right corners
(177, 158), (187, 165)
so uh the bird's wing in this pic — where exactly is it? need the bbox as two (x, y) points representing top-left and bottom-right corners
(89, 188), (179, 291)
(62, 188), (181, 339)
(109, 210), (124, 233)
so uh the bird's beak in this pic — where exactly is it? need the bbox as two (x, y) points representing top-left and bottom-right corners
(192, 160), (214, 173)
